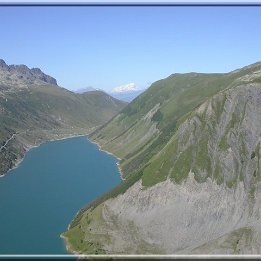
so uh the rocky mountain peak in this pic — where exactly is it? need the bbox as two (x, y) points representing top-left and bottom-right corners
(0, 58), (58, 87)
(9, 64), (30, 74)
(30, 67), (57, 85)
(0, 59), (9, 70)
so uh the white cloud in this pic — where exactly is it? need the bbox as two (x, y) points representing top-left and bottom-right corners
(112, 83), (138, 93)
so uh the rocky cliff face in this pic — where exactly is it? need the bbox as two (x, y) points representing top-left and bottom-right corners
(141, 83), (261, 187)
(0, 58), (57, 88)
(64, 76), (261, 254)
(90, 83), (261, 254)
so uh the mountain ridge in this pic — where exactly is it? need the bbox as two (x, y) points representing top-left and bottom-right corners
(0, 58), (58, 87)
(63, 61), (261, 254)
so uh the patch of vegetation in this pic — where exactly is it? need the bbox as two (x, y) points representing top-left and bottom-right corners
(63, 205), (107, 254)
(251, 76), (261, 84)
(254, 142), (260, 180)
(226, 179), (235, 189)
(239, 134), (247, 165)
(63, 225), (89, 254)
(122, 119), (177, 175)
(123, 136), (157, 161)
(141, 136), (179, 187)
(213, 161), (224, 185)
(121, 103), (139, 116)
(192, 134), (212, 182)
(213, 93), (227, 122)
(219, 135), (230, 151)
(151, 109), (163, 123)
(170, 146), (193, 183)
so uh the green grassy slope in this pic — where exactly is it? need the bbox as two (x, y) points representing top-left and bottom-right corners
(0, 84), (126, 176)
(90, 62), (261, 179)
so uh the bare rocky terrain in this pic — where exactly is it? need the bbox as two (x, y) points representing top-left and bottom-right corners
(0, 59), (57, 90)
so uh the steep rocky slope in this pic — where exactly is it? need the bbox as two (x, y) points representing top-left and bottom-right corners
(0, 59), (126, 176)
(63, 62), (261, 254)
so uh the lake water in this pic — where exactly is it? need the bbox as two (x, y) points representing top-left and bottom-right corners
(0, 136), (121, 254)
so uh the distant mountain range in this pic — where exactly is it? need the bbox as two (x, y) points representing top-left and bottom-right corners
(109, 83), (145, 102)
(75, 86), (98, 94)
(75, 83), (145, 102)
(111, 83), (137, 93)
(0, 59), (126, 176)
(109, 89), (145, 102)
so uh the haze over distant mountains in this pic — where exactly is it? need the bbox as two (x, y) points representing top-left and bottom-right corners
(75, 86), (98, 94)
(109, 89), (144, 102)
(75, 83), (145, 102)
(109, 83), (145, 102)
(111, 83), (137, 93)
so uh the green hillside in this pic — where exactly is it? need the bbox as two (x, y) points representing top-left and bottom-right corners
(90, 62), (261, 179)
(64, 62), (261, 255)
(0, 84), (126, 176)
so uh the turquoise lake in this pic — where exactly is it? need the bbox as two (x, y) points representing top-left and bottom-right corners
(0, 136), (121, 254)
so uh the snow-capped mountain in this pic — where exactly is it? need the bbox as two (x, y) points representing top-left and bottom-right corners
(110, 83), (145, 102)
(112, 83), (138, 93)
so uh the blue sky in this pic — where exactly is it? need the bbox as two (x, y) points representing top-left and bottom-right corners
(1, 6), (261, 91)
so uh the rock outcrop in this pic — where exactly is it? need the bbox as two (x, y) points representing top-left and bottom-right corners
(0, 58), (58, 88)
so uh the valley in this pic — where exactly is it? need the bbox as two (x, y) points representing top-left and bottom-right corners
(1, 57), (260, 256)
(2, 5), (261, 257)
(0, 59), (126, 177)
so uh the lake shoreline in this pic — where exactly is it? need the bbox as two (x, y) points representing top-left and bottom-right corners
(1, 134), (125, 182)
(60, 234), (81, 256)
(63, 138), (125, 256)
(88, 139), (126, 181)
(0, 133), (89, 179)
